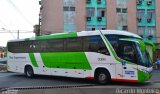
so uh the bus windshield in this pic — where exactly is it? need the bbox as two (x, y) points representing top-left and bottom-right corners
(136, 43), (152, 67)
(108, 39), (152, 67)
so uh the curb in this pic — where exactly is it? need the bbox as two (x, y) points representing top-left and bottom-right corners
(146, 80), (160, 83)
(0, 84), (97, 92)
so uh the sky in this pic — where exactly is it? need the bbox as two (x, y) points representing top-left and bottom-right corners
(0, 0), (40, 46)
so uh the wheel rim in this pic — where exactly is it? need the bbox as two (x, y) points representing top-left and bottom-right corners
(26, 68), (32, 77)
(98, 73), (106, 82)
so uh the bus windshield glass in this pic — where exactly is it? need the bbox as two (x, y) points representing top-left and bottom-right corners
(136, 43), (152, 67)
(105, 35), (152, 67)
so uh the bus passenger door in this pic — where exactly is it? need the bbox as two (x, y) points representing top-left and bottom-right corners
(120, 44), (138, 81)
(122, 63), (137, 81)
(115, 61), (137, 81)
(115, 63), (123, 80)
(116, 41), (137, 81)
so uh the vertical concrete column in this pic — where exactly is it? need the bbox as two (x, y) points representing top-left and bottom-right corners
(75, 0), (86, 32)
(127, 0), (137, 34)
(155, 0), (160, 43)
(41, 0), (64, 34)
(106, 0), (117, 30)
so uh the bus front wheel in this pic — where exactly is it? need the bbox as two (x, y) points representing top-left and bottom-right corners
(95, 69), (111, 85)
(25, 66), (34, 78)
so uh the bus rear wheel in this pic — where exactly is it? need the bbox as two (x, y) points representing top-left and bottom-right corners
(95, 69), (111, 85)
(25, 66), (34, 78)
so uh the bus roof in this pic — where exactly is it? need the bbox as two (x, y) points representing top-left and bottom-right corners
(8, 30), (141, 42)
(79, 30), (141, 38)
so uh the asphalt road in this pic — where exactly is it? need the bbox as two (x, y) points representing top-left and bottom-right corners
(0, 70), (159, 89)
(0, 72), (96, 89)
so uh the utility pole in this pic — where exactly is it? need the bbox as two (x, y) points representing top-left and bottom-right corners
(38, 13), (41, 36)
(17, 30), (19, 39)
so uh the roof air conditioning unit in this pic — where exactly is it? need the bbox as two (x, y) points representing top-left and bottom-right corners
(97, 17), (102, 21)
(86, 17), (91, 21)
(147, 0), (152, 6)
(97, 0), (101, 4)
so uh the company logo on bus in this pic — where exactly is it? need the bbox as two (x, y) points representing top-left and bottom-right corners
(125, 71), (135, 75)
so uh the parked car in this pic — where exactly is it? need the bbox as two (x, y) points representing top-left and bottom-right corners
(0, 57), (7, 64)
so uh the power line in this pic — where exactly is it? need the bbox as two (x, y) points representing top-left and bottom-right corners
(7, 0), (33, 26)
(0, 20), (7, 29)
(0, 29), (16, 38)
(0, 32), (33, 33)
(0, 30), (33, 33)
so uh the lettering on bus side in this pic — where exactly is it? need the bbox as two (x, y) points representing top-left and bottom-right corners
(9, 56), (26, 60)
(98, 58), (106, 61)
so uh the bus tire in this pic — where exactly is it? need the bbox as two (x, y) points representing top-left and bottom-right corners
(25, 66), (34, 78)
(95, 69), (111, 85)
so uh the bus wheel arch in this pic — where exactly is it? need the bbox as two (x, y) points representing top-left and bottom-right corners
(24, 65), (34, 78)
(94, 68), (111, 85)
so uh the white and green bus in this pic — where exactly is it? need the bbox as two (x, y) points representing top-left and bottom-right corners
(7, 30), (152, 84)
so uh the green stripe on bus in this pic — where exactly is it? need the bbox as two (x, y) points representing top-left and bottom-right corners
(138, 70), (151, 82)
(29, 53), (38, 67)
(100, 31), (122, 62)
(35, 32), (77, 40)
(40, 52), (92, 70)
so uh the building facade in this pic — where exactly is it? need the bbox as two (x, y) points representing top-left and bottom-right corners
(39, 0), (160, 47)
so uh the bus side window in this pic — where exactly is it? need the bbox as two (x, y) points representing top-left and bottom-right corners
(65, 37), (83, 52)
(84, 36), (110, 55)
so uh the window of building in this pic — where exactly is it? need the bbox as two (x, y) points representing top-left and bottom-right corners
(116, 8), (127, 13)
(86, 8), (95, 17)
(92, 28), (95, 30)
(137, 10), (145, 17)
(137, 26), (145, 37)
(116, 8), (121, 13)
(117, 0), (127, 6)
(147, 26), (155, 40)
(86, 26), (94, 31)
(63, 6), (75, 11)
(97, 26), (106, 30)
(63, 7), (69, 11)
(101, 11), (105, 17)
(63, 0), (75, 6)
(147, 10), (155, 22)
(70, 7), (75, 11)
(122, 26), (128, 31)
(97, 9), (105, 17)
(122, 8), (127, 13)
(64, 12), (76, 24)
(137, 9), (145, 22)
(148, 27), (155, 36)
